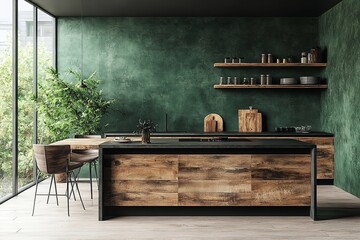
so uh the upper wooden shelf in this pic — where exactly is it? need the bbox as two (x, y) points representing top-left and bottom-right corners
(214, 84), (328, 89)
(213, 63), (327, 68)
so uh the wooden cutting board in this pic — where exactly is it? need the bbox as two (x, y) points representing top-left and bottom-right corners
(204, 114), (223, 132)
(238, 108), (262, 132)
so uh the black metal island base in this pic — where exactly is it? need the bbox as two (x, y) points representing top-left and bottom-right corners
(99, 139), (317, 220)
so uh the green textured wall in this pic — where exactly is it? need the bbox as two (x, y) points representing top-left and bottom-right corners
(319, 0), (360, 196)
(58, 17), (322, 133)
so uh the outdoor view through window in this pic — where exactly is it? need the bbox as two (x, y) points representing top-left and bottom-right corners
(0, 0), (55, 200)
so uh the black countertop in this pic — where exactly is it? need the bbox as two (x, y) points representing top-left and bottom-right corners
(104, 131), (333, 138)
(100, 139), (316, 149)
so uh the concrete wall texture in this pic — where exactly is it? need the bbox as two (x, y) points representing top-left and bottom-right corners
(58, 17), (322, 133)
(319, 0), (360, 197)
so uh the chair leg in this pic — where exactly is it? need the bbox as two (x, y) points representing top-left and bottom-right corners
(69, 168), (81, 200)
(72, 171), (85, 210)
(32, 170), (39, 216)
(89, 162), (93, 199)
(46, 174), (54, 204)
(66, 172), (70, 217)
(53, 175), (59, 206)
(69, 175), (77, 201)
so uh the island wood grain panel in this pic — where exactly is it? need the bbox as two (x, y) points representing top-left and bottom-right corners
(104, 154), (178, 168)
(316, 147), (334, 179)
(103, 153), (312, 207)
(296, 137), (334, 179)
(103, 154), (179, 206)
(251, 168), (311, 180)
(251, 154), (311, 180)
(288, 137), (333, 179)
(178, 154), (251, 205)
(179, 168), (251, 181)
(179, 154), (251, 180)
(104, 154), (178, 180)
(178, 193), (252, 206)
(104, 192), (178, 206)
(165, 134), (332, 179)
(251, 180), (311, 206)
(228, 136), (334, 179)
(179, 154), (251, 168)
(251, 154), (310, 168)
(104, 180), (178, 193)
(250, 154), (311, 206)
(179, 180), (251, 193)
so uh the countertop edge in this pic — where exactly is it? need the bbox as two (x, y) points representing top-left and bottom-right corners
(100, 139), (316, 149)
(104, 132), (334, 137)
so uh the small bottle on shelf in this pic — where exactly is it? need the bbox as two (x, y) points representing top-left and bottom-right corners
(219, 77), (225, 85)
(227, 77), (232, 84)
(301, 52), (307, 63)
(266, 75), (272, 85)
(250, 77), (256, 85)
(234, 77), (239, 85)
(261, 54), (267, 63)
(224, 57), (231, 63)
(307, 53), (313, 63)
(260, 75), (266, 85)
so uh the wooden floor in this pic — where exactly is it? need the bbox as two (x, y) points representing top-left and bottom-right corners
(1, 180), (360, 240)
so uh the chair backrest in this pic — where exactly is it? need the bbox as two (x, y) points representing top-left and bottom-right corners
(73, 135), (101, 155)
(33, 145), (70, 174)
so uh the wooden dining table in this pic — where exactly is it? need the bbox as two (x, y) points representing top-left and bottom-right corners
(51, 137), (113, 150)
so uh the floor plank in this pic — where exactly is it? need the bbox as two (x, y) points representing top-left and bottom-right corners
(0, 180), (360, 239)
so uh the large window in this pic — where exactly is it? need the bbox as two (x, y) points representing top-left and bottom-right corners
(18, 0), (34, 189)
(0, 0), (55, 202)
(0, 0), (13, 200)
(37, 9), (54, 144)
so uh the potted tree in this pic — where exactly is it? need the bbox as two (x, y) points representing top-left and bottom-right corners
(34, 68), (115, 182)
(35, 68), (115, 143)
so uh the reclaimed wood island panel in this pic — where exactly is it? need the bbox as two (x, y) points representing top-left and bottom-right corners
(99, 139), (317, 220)
(104, 132), (334, 181)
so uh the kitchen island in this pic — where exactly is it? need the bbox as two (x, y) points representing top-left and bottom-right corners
(105, 132), (334, 182)
(99, 139), (317, 220)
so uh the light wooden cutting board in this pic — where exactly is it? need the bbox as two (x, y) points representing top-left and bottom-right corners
(204, 114), (223, 132)
(238, 108), (262, 132)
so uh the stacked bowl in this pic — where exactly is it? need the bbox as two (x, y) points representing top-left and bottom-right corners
(280, 77), (298, 85)
(300, 76), (319, 85)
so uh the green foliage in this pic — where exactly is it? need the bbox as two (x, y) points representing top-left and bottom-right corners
(0, 41), (52, 196)
(136, 119), (157, 133)
(1, 37), (114, 197)
(35, 68), (115, 142)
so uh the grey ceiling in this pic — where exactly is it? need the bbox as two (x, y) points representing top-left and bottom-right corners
(26, 0), (343, 17)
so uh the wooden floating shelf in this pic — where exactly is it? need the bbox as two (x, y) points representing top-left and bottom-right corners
(214, 84), (328, 89)
(213, 63), (327, 68)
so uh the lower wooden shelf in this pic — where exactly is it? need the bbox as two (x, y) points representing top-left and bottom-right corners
(214, 84), (328, 89)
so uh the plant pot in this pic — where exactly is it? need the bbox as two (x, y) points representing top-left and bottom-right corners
(141, 130), (151, 144)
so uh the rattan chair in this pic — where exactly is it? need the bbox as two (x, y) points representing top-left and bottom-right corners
(32, 144), (85, 216)
(71, 135), (101, 199)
